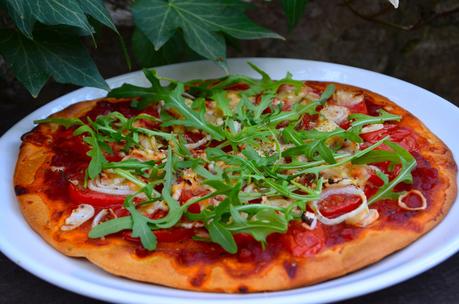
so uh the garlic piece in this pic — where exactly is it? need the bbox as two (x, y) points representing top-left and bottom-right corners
(61, 204), (95, 231)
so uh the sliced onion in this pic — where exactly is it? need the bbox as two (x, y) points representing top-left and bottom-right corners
(345, 206), (379, 227)
(312, 185), (368, 225)
(92, 209), (109, 228)
(179, 221), (204, 229)
(185, 135), (211, 149)
(361, 124), (384, 134)
(398, 190), (427, 210)
(88, 178), (135, 196)
(61, 204), (95, 231)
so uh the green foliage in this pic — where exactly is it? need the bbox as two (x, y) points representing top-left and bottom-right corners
(0, 28), (109, 97)
(131, 0), (282, 70)
(0, 0), (115, 96)
(0, 0), (303, 97)
(281, 0), (309, 30)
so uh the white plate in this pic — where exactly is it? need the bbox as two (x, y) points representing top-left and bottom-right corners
(0, 58), (458, 304)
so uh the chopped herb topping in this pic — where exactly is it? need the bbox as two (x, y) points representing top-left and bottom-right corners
(36, 63), (416, 252)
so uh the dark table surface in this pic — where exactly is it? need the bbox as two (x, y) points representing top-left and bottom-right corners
(1, 84), (458, 304)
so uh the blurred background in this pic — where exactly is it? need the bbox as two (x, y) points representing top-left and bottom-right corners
(1, 0), (459, 303)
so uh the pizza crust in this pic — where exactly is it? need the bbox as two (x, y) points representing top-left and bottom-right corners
(14, 84), (457, 292)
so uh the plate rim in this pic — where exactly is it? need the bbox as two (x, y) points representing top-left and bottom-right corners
(1, 57), (458, 304)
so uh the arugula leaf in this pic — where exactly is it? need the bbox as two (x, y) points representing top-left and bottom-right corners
(316, 142), (336, 164)
(212, 90), (232, 117)
(162, 83), (225, 140)
(226, 208), (288, 247)
(72, 124), (106, 179)
(315, 84), (336, 104)
(152, 148), (183, 228)
(103, 159), (157, 171)
(34, 117), (83, 129)
(206, 147), (265, 179)
(109, 69), (171, 109)
(350, 110), (401, 133)
(207, 221), (237, 254)
(82, 135), (107, 180)
(88, 216), (133, 238)
(253, 92), (275, 120)
(352, 150), (401, 165)
(267, 84), (335, 127)
(264, 178), (320, 201)
(291, 137), (389, 177)
(124, 196), (158, 251)
(368, 141), (416, 204)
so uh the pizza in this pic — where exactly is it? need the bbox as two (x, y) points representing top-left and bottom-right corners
(14, 64), (457, 293)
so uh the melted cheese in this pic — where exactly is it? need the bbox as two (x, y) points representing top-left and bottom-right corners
(320, 105), (349, 125)
(335, 90), (364, 106)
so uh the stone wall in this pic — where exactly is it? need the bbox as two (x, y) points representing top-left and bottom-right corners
(1, 0), (458, 132)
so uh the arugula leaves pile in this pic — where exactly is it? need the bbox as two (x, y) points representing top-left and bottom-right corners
(37, 63), (417, 253)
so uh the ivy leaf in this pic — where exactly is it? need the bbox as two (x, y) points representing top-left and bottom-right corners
(0, 29), (109, 97)
(77, 0), (117, 33)
(281, 0), (308, 31)
(132, 0), (282, 67)
(132, 29), (199, 67)
(28, 0), (94, 36)
(2, 0), (35, 38)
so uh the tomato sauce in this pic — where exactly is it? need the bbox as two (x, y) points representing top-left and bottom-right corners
(365, 96), (383, 116)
